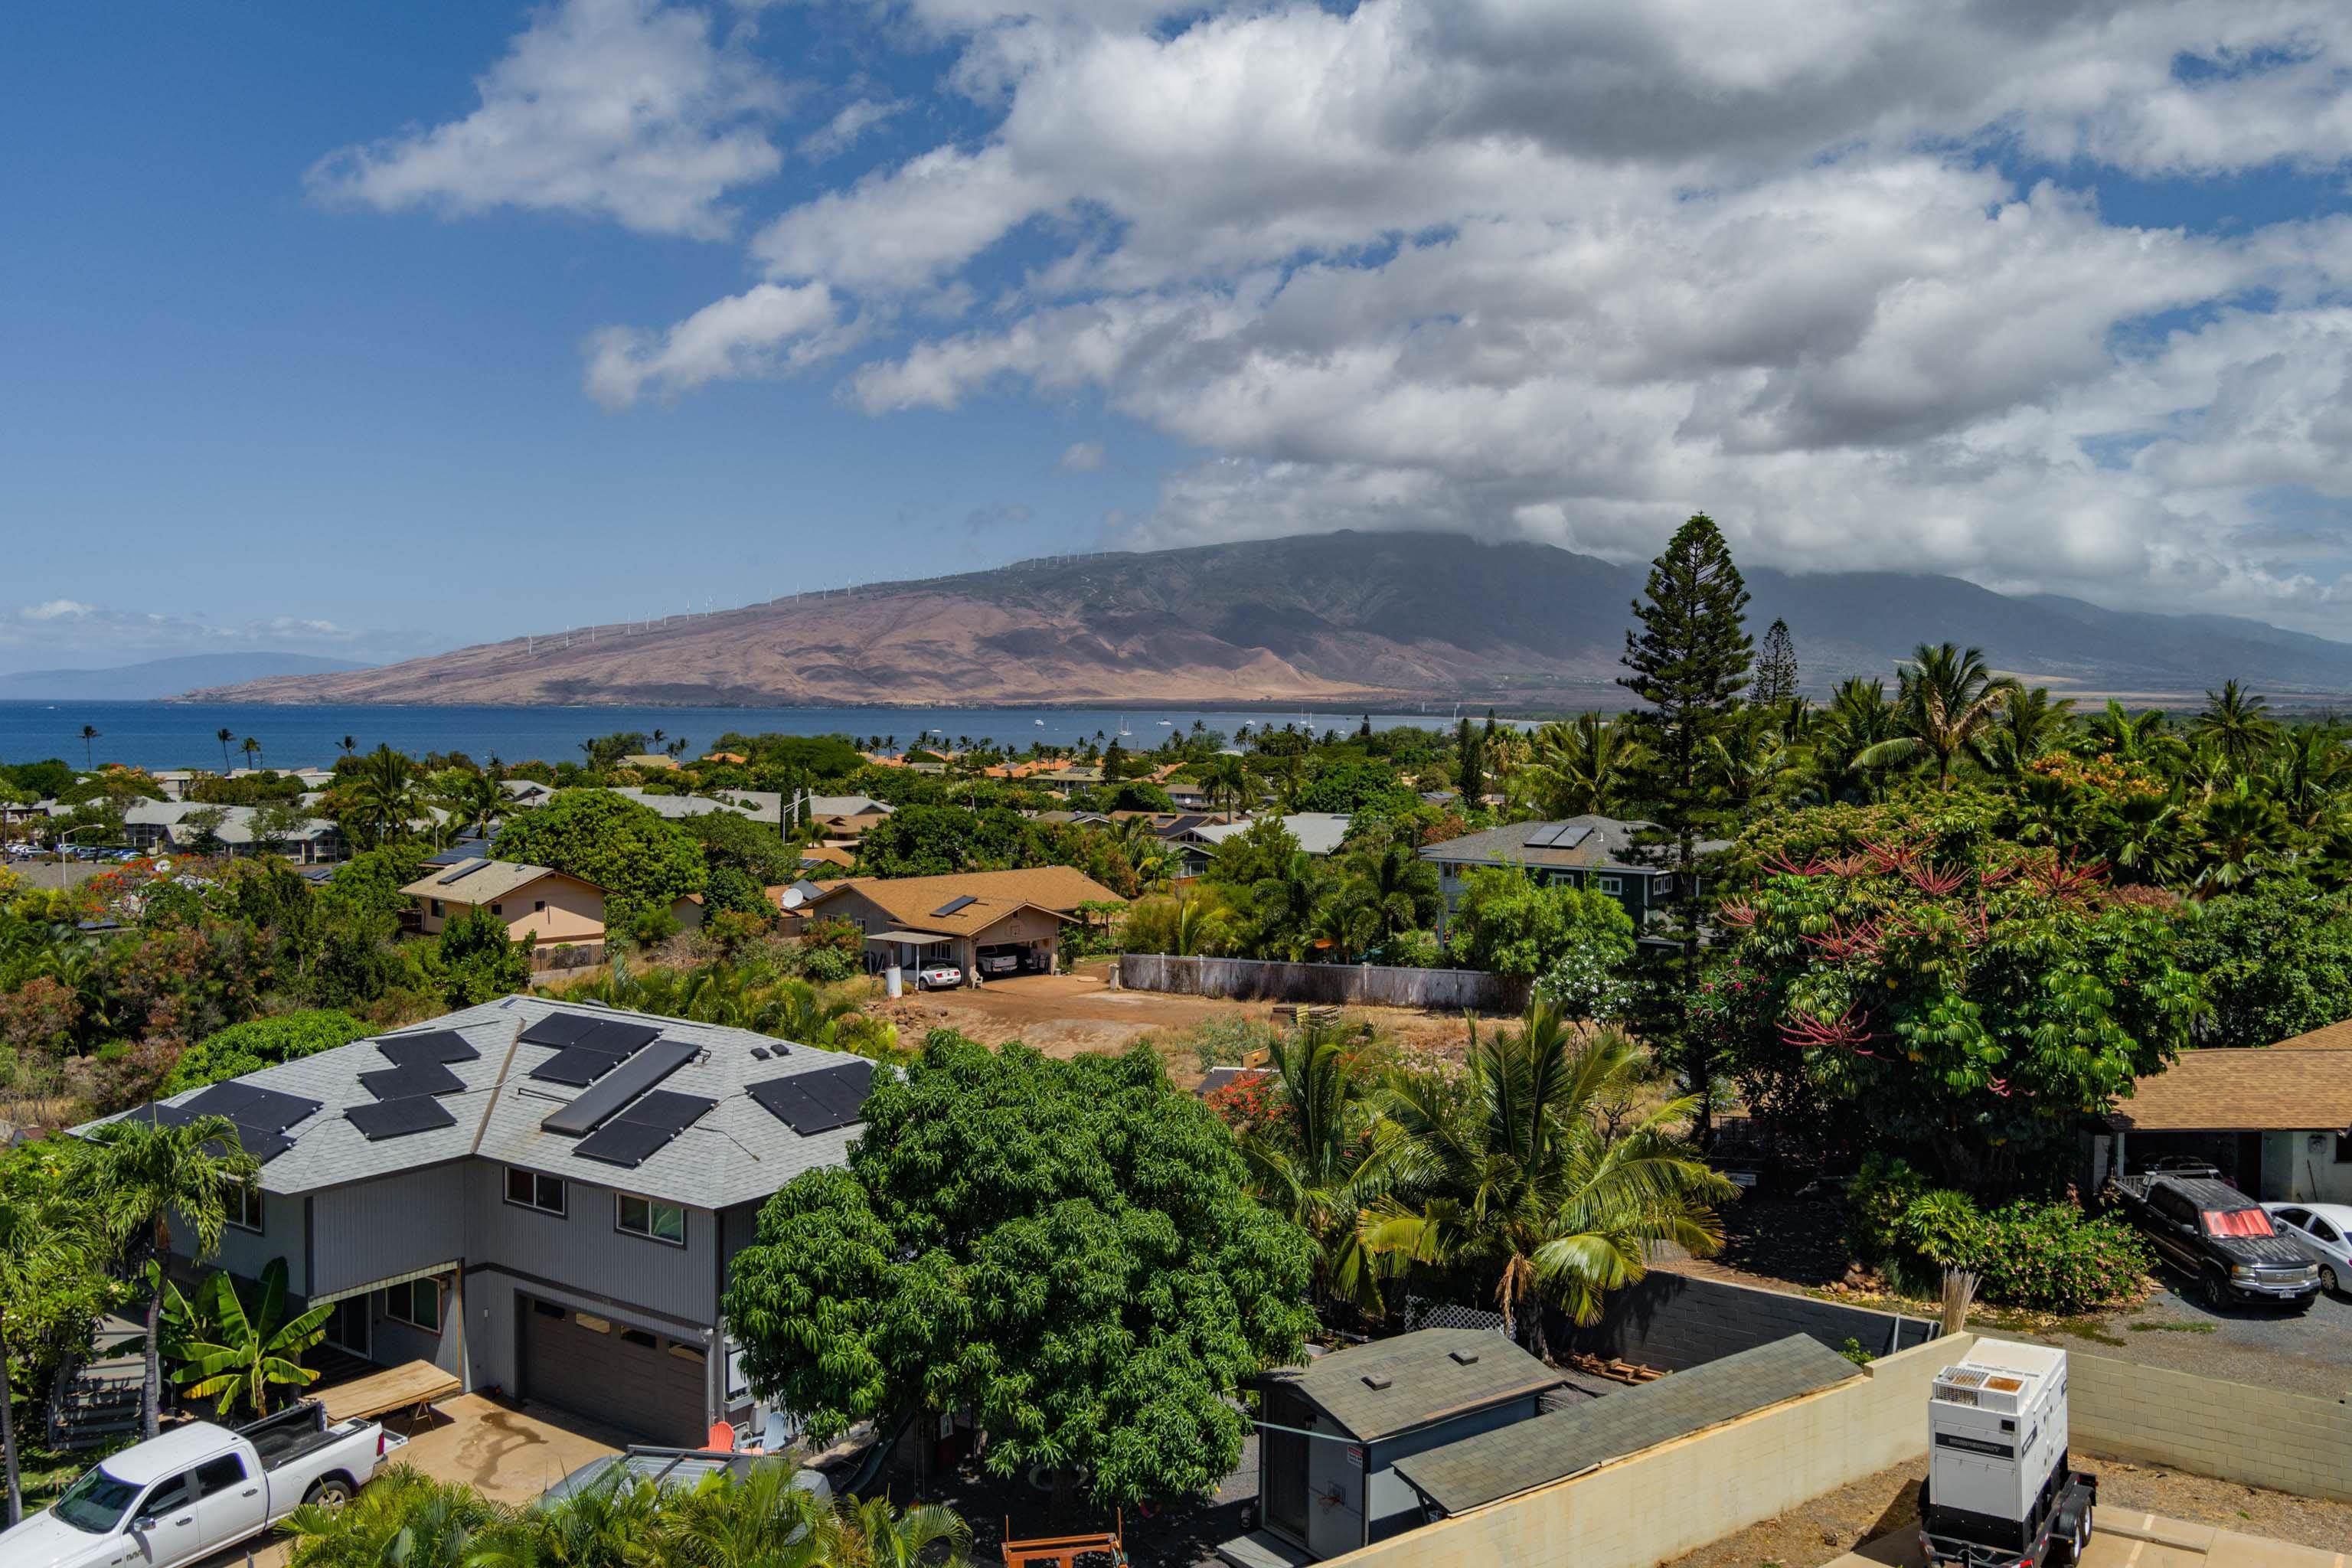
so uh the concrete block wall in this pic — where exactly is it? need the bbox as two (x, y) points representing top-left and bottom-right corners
(2069, 1352), (2352, 1504)
(1322, 1334), (1973, 1568)
(1117, 953), (1528, 1011)
(1559, 1270), (1939, 1371)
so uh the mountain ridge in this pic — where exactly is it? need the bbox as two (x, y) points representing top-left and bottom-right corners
(2, 652), (372, 702)
(176, 533), (2352, 707)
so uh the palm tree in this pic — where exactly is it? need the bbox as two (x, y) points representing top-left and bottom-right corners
(0, 1176), (96, 1524)
(78, 724), (100, 769)
(2193, 679), (2281, 776)
(661, 1462), (839, 1568)
(165, 1257), (331, 1419)
(1975, 687), (2076, 779)
(432, 767), (505, 848)
(1198, 753), (1253, 822)
(2079, 700), (2182, 767)
(1804, 678), (1901, 803)
(86, 1115), (259, 1437)
(338, 734), (358, 760)
(280, 1465), (499, 1568)
(1511, 715), (1648, 819)
(832, 1491), (972, 1568)
(1334, 831), (1440, 953)
(467, 1470), (665, 1568)
(1241, 1026), (1393, 1315)
(2269, 725), (2350, 829)
(1856, 643), (2019, 788)
(350, 743), (420, 848)
(2193, 777), (2288, 897)
(1364, 1003), (1736, 1356)
(216, 727), (235, 771)
(240, 735), (263, 770)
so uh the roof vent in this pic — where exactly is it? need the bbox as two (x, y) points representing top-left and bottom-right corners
(1361, 1374), (1393, 1391)
(1449, 1350), (1480, 1366)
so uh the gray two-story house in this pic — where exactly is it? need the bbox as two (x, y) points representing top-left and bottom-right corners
(97, 996), (874, 1446)
(1420, 815), (1724, 939)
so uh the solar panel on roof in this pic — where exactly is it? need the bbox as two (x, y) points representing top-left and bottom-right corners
(615, 1089), (716, 1135)
(749, 1060), (872, 1135)
(376, 1030), (480, 1066)
(1525, 822), (1591, 849)
(183, 1083), (323, 1135)
(226, 1124), (292, 1164)
(541, 1039), (697, 1137)
(573, 1120), (675, 1168)
(576, 1021), (661, 1057)
(359, 1061), (466, 1101)
(930, 894), (978, 917)
(520, 1012), (600, 1048)
(345, 1095), (458, 1141)
(436, 858), (492, 885)
(530, 1047), (628, 1087)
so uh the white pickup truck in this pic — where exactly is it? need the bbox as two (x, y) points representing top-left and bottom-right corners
(0, 1401), (400, 1568)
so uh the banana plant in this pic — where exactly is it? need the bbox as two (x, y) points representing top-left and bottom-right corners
(167, 1257), (331, 1419)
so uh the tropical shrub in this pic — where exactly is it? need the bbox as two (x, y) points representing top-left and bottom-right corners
(163, 1011), (371, 1093)
(1847, 1155), (2148, 1312)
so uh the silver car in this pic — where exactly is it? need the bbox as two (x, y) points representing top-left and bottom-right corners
(2262, 1202), (2352, 1295)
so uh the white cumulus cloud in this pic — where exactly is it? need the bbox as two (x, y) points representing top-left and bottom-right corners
(584, 282), (857, 407)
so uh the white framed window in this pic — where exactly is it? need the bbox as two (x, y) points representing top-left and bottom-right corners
(725, 1342), (750, 1404)
(1597, 875), (1624, 895)
(429, 898), (445, 917)
(505, 1167), (566, 1216)
(616, 1191), (687, 1246)
(225, 1180), (263, 1233)
(383, 1277), (441, 1333)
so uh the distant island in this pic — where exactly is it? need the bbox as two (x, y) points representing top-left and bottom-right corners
(1, 652), (371, 703)
(176, 532), (2352, 708)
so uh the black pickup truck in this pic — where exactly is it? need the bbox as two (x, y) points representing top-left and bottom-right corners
(2109, 1164), (2320, 1311)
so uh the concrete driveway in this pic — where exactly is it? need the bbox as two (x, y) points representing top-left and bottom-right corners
(191, 1394), (620, 1568)
(1834, 1505), (2347, 1568)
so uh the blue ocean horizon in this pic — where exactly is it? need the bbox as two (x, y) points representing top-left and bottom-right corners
(0, 701), (1501, 773)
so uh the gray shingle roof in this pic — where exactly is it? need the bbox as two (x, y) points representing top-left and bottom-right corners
(1390, 1334), (1858, 1515)
(81, 996), (870, 1212)
(1419, 815), (1721, 874)
(1193, 812), (1354, 857)
(1269, 1329), (1559, 1441)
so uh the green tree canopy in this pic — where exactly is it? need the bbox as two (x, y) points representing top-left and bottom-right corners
(427, 906), (532, 1007)
(164, 1009), (372, 1093)
(1446, 865), (1635, 980)
(852, 803), (1042, 877)
(493, 789), (707, 926)
(724, 1033), (1314, 1508)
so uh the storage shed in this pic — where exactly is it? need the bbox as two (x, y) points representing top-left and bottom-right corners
(1255, 1330), (1561, 1560)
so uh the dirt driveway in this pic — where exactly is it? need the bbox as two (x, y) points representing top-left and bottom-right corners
(867, 969), (1492, 1083)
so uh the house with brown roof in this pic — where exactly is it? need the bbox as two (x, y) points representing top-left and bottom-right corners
(400, 858), (704, 954)
(2101, 1028), (2352, 1204)
(799, 866), (1125, 982)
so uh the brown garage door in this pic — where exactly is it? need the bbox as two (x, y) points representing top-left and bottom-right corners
(518, 1294), (708, 1445)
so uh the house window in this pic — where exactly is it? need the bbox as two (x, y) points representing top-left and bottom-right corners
(430, 898), (445, 917)
(383, 1277), (440, 1333)
(616, 1192), (687, 1246)
(1597, 875), (1624, 895)
(225, 1180), (263, 1233)
(505, 1168), (566, 1215)
(2337, 1133), (2352, 1165)
(725, 1343), (750, 1404)
(489, 903), (503, 916)
(534, 900), (546, 913)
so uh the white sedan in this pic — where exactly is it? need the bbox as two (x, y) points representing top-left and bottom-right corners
(2262, 1202), (2352, 1295)
(916, 963), (963, 991)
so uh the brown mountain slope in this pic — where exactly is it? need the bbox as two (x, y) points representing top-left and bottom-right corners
(185, 531), (2352, 707)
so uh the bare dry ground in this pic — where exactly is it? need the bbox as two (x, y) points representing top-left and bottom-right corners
(865, 967), (1492, 1084)
(1658, 1451), (2352, 1568)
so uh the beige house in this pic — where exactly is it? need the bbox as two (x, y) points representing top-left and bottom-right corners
(400, 858), (705, 949)
(802, 865), (1123, 982)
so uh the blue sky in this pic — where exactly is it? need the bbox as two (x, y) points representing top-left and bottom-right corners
(8, 1), (2352, 675)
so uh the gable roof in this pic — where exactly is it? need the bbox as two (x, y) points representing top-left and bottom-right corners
(1268, 1328), (1560, 1441)
(399, 858), (592, 906)
(2109, 1047), (2352, 1132)
(807, 867), (1125, 937)
(2272, 1020), (2352, 1050)
(1193, 812), (1354, 857)
(1392, 1335), (1858, 1515)
(80, 996), (870, 1210)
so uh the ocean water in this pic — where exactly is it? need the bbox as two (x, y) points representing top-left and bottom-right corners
(0, 701), (1487, 773)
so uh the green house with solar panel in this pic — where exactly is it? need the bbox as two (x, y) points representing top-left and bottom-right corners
(81, 997), (877, 1446)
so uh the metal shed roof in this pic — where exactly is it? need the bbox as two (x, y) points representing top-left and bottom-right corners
(1391, 1334), (1860, 1516)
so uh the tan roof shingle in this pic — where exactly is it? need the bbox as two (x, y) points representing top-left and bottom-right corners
(2109, 1047), (2352, 1132)
(809, 867), (1124, 937)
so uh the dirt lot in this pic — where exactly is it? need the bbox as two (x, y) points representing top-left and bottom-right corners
(1658, 1450), (2352, 1568)
(866, 967), (1491, 1084)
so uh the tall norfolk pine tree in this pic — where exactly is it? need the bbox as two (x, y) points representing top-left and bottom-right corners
(1754, 617), (1800, 705)
(1618, 513), (1753, 1142)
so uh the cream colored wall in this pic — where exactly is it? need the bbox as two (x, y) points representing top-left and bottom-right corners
(1323, 1334), (1973, 1568)
(503, 876), (608, 944)
(2069, 1351), (2352, 1503)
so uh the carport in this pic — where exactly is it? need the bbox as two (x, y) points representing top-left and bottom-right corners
(862, 927), (958, 977)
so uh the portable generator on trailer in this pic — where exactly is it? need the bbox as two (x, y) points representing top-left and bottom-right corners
(1919, 1340), (2096, 1568)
